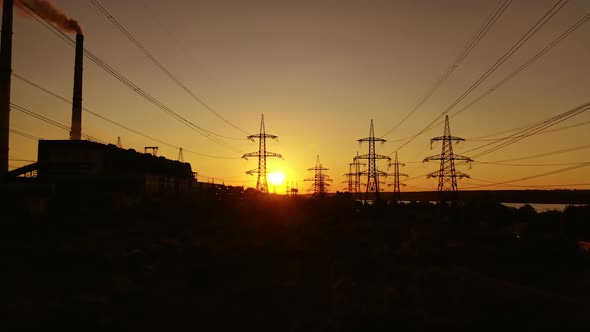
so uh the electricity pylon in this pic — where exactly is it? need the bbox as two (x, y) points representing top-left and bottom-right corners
(352, 152), (365, 195)
(423, 115), (473, 203)
(388, 152), (408, 202)
(355, 119), (391, 204)
(116, 136), (122, 148)
(344, 155), (366, 195)
(344, 163), (354, 193)
(242, 114), (282, 193)
(287, 180), (299, 196)
(304, 155), (332, 196)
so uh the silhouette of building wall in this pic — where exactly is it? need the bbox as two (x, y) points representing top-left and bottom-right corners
(37, 140), (194, 195)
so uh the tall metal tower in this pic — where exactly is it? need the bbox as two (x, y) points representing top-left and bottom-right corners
(344, 163), (354, 193)
(242, 114), (282, 193)
(355, 119), (391, 203)
(344, 155), (366, 195)
(116, 136), (123, 148)
(388, 152), (408, 202)
(304, 155), (332, 196)
(423, 115), (473, 202)
(352, 152), (365, 195)
(287, 180), (299, 196)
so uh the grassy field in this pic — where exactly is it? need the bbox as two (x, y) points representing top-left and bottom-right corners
(2, 193), (590, 331)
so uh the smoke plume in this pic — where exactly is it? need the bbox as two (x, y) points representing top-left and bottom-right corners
(18, 0), (82, 34)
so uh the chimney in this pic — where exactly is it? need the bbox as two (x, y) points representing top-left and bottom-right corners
(0, 0), (13, 178)
(70, 33), (83, 140)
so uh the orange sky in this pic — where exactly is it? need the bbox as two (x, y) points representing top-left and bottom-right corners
(4, 0), (590, 193)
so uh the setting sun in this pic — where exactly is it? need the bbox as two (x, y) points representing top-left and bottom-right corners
(268, 171), (286, 186)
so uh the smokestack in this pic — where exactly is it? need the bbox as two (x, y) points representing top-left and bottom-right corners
(70, 33), (83, 140)
(0, 0), (14, 178)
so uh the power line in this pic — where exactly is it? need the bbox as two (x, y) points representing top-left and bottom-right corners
(466, 101), (590, 159)
(89, 0), (250, 136)
(16, 0), (244, 154)
(467, 119), (590, 141)
(10, 103), (106, 143)
(475, 161), (589, 167)
(12, 73), (240, 160)
(8, 158), (36, 162)
(381, 0), (512, 138)
(134, 0), (217, 84)
(461, 161), (590, 189)
(391, 0), (570, 154)
(479, 142), (590, 164)
(434, 11), (589, 144)
(9, 128), (40, 140)
(448, 10), (590, 121)
(464, 176), (590, 189)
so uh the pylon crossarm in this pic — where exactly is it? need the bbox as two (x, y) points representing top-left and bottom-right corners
(247, 133), (278, 140)
(354, 153), (390, 160)
(423, 154), (444, 162)
(450, 155), (473, 161)
(451, 136), (466, 143)
(265, 152), (283, 159)
(242, 151), (262, 158)
(245, 169), (258, 175)
(399, 173), (409, 177)
(426, 172), (439, 179)
(456, 172), (471, 178)
(358, 137), (386, 143)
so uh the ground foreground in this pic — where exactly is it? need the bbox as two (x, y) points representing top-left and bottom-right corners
(2, 193), (590, 331)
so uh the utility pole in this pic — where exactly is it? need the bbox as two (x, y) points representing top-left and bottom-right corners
(304, 155), (332, 196)
(423, 115), (472, 203)
(355, 119), (391, 204)
(388, 152), (408, 202)
(242, 114), (282, 193)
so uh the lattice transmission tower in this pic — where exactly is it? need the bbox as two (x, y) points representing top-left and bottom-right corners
(355, 119), (391, 203)
(352, 152), (365, 195)
(344, 162), (354, 193)
(304, 155), (332, 196)
(423, 115), (473, 202)
(242, 114), (282, 193)
(388, 152), (408, 202)
(344, 153), (366, 195)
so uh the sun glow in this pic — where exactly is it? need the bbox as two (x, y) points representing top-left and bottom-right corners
(268, 171), (286, 186)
